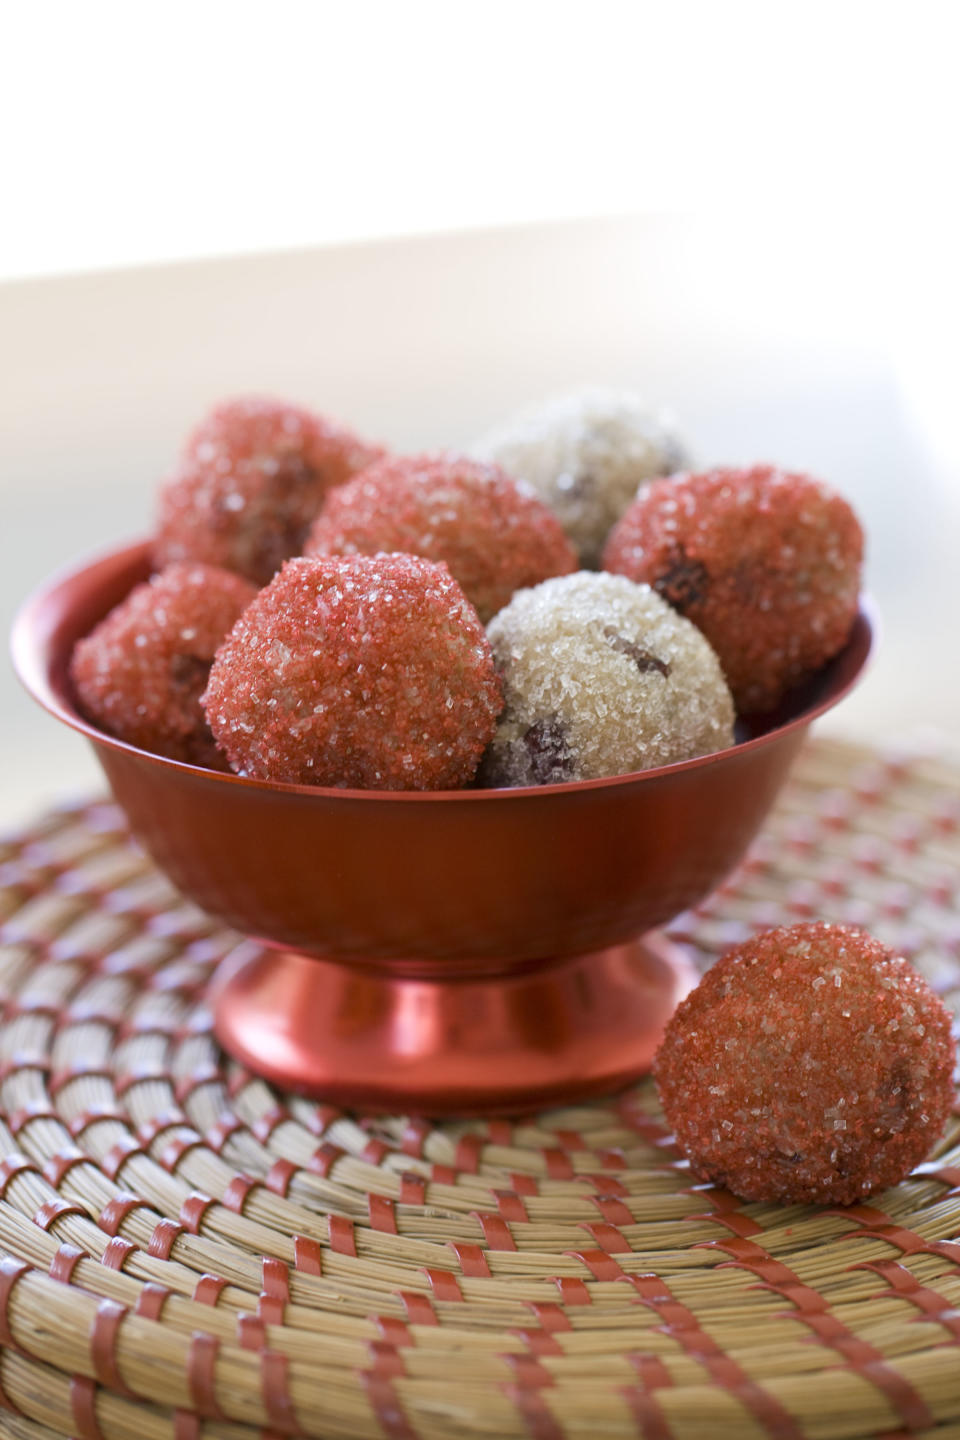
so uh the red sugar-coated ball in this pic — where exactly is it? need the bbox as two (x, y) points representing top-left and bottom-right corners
(70, 563), (258, 768)
(603, 466), (864, 713)
(155, 396), (385, 586)
(202, 554), (503, 790)
(305, 453), (578, 623)
(654, 922), (956, 1205)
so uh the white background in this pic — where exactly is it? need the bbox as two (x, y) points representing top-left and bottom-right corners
(2, 3), (959, 826)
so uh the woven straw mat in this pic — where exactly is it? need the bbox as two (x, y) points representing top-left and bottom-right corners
(0, 735), (958, 1440)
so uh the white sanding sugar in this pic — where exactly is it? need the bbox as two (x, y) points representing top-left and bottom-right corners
(473, 388), (688, 567)
(481, 572), (735, 786)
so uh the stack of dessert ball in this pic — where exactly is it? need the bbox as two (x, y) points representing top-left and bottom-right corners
(71, 390), (864, 792)
(70, 394), (959, 1209)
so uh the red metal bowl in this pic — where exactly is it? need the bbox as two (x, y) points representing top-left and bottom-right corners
(12, 540), (873, 1114)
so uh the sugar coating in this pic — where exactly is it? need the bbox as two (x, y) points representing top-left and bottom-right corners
(155, 396), (384, 586)
(604, 465), (864, 713)
(305, 453), (578, 624)
(203, 554), (503, 790)
(481, 572), (734, 786)
(474, 388), (688, 567)
(655, 922), (956, 1206)
(70, 563), (258, 768)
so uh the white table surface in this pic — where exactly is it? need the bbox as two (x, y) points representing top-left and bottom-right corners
(3, 214), (959, 832)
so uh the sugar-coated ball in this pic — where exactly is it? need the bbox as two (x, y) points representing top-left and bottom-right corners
(70, 563), (258, 768)
(203, 554), (503, 790)
(155, 396), (384, 585)
(305, 453), (577, 623)
(655, 922), (956, 1206)
(475, 389), (688, 567)
(481, 571), (734, 786)
(604, 465), (864, 713)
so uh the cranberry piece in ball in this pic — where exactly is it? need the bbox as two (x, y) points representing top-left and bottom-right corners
(305, 453), (578, 623)
(155, 396), (385, 586)
(654, 923), (955, 1206)
(202, 554), (503, 790)
(603, 466), (864, 713)
(70, 563), (257, 768)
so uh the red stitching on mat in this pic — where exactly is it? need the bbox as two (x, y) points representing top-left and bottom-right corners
(376, 1316), (414, 1347)
(590, 1194), (632, 1225)
(581, 1172), (629, 1197)
(138, 1109), (188, 1146)
(423, 1267), (464, 1302)
(148, 1218), (185, 1259)
(362, 1373), (417, 1440)
(401, 1119), (431, 1158)
(624, 1271), (803, 1440)
(472, 1212), (517, 1251)
(90, 1298), (133, 1396)
(158, 1131), (206, 1173)
(567, 1248), (626, 1281)
(455, 1134), (484, 1173)
(34, 1198), (88, 1231)
(0, 1258), (30, 1348)
(705, 1237), (936, 1434)
(293, 1236), (323, 1275)
(543, 1148), (574, 1180)
(369, 1340), (406, 1377)
(251, 1105), (286, 1143)
(180, 1192), (215, 1234)
(206, 1114), (244, 1153)
(101, 1237), (136, 1272)
(45, 1148), (93, 1187)
(135, 1283), (170, 1320)
(449, 1242), (492, 1277)
(399, 1172), (427, 1205)
(194, 1274), (228, 1307)
(623, 1353), (674, 1440)
(308, 1142), (343, 1178)
(511, 1173), (540, 1196)
(261, 1349), (301, 1435)
(102, 1136), (145, 1181)
(553, 1277), (592, 1305)
(0, 1154), (39, 1197)
(173, 1413), (200, 1440)
(399, 1290), (438, 1325)
(223, 1174), (257, 1214)
(266, 1158), (297, 1198)
(834, 1203), (960, 1267)
(238, 1314), (267, 1351)
(431, 1162), (456, 1185)
(504, 1381), (565, 1440)
(50, 1244), (86, 1284)
(328, 1214), (357, 1255)
(509, 1328), (563, 1357)
(69, 1375), (103, 1440)
(494, 1190), (530, 1222)
(579, 1222), (632, 1254)
(856, 1260), (960, 1340)
(526, 1302), (572, 1332)
(369, 1194), (398, 1234)
(99, 1192), (150, 1236)
(187, 1331), (224, 1418)
(362, 1137), (390, 1164)
(487, 1119), (513, 1146)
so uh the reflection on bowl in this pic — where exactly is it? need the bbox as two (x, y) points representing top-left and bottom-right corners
(12, 540), (873, 1114)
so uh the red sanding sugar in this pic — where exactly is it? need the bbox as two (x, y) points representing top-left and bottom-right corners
(202, 553), (503, 790)
(305, 453), (577, 623)
(155, 396), (384, 585)
(655, 922), (955, 1205)
(70, 563), (258, 768)
(603, 465), (863, 713)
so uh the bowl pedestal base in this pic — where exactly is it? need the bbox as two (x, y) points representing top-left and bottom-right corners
(210, 934), (698, 1115)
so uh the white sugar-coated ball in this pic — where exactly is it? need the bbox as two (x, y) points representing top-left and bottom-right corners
(474, 389), (688, 567)
(481, 572), (734, 787)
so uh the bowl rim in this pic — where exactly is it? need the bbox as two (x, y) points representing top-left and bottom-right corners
(11, 537), (875, 805)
